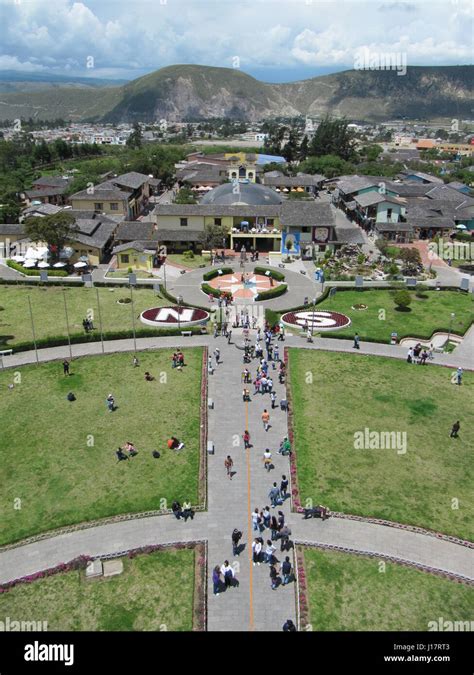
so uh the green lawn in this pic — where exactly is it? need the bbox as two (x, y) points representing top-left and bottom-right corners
(288, 289), (473, 343)
(0, 549), (195, 631)
(166, 254), (211, 269)
(303, 547), (474, 631)
(289, 350), (473, 539)
(105, 270), (157, 279)
(0, 285), (168, 348)
(0, 350), (203, 544)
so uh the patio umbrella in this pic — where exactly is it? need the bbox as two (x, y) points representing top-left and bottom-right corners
(23, 260), (37, 268)
(456, 224), (467, 230)
(37, 261), (49, 268)
(53, 262), (67, 268)
(11, 255), (25, 262)
(282, 188), (289, 192)
(73, 261), (87, 268)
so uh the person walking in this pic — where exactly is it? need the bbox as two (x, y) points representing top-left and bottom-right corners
(450, 421), (460, 438)
(456, 367), (463, 385)
(353, 333), (360, 349)
(132, 355), (139, 367)
(282, 556), (292, 585)
(62, 360), (70, 376)
(277, 510), (285, 529)
(265, 540), (276, 564)
(227, 329), (232, 344)
(269, 564), (280, 590)
(214, 347), (220, 364)
(282, 619), (297, 632)
(270, 515), (279, 541)
(270, 391), (277, 409)
(269, 482), (281, 508)
(262, 506), (271, 529)
(262, 409), (270, 432)
(243, 430), (251, 449)
(407, 347), (413, 364)
(279, 524), (291, 552)
(263, 448), (272, 472)
(221, 560), (235, 589)
(252, 508), (260, 532)
(280, 475), (289, 499)
(224, 455), (234, 480)
(212, 566), (221, 596)
(231, 528), (242, 556)
(106, 394), (115, 412)
(252, 538), (262, 566)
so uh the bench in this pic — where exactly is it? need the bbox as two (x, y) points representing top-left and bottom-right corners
(208, 398), (214, 409)
(0, 349), (13, 357)
(181, 330), (192, 337)
(207, 441), (215, 455)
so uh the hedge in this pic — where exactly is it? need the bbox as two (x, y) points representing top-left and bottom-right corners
(202, 267), (233, 281)
(0, 279), (82, 287)
(255, 284), (288, 301)
(201, 282), (222, 298)
(4, 326), (206, 353)
(253, 266), (285, 281)
(6, 260), (69, 277)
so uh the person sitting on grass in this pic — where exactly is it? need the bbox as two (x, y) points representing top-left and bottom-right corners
(167, 436), (185, 450)
(116, 448), (128, 462)
(125, 441), (138, 457)
(144, 371), (154, 381)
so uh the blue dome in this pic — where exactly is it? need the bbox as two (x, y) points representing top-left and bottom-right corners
(200, 182), (282, 206)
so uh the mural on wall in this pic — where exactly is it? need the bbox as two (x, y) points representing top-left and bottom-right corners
(313, 227), (329, 243)
(282, 231), (300, 254)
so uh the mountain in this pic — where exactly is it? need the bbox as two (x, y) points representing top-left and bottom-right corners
(0, 71), (128, 94)
(0, 64), (471, 123)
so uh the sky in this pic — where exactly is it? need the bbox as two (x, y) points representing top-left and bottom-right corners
(0, 0), (472, 82)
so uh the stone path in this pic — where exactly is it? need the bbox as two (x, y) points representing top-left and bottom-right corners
(1, 332), (473, 632)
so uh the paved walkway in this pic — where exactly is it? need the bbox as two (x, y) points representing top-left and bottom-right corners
(1, 333), (473, 632)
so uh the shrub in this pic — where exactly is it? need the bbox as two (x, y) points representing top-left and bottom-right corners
(201, 283), (222, 298)
(202, 267), (233, 281)
(253, 266), (285, 281)
(255, 284), (288, 301)
(127, 266), (133, 274)
(182, 250), (195, 259)
(393, 289), (412, 310)
(6, 260), (68, 277)
(415, 284), (429, 299)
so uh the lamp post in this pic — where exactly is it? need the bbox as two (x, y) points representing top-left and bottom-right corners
(446, 312), (455, 351)
(27, 295), (39, 365)
(130, 285), (137, 354)
(177, 294), (183, 332)
(62, 288), (73, 360)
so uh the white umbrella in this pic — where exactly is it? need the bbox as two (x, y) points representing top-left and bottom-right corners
(53, 262), (67, 268)
(23, 260), (37, 268)
(37, 261), (49, 268)
(282, 188), (289, 192)
(11, 255), (25, 262)
(73, 261), (87, 268)
(456, 224), (467, 230)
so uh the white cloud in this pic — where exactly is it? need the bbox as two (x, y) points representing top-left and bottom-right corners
(0, 0), (472, 80)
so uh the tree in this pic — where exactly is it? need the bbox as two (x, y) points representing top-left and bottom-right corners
(24, 212), (77, 262)
(393, 289), (412, 311)
(299, 154), (354, 178)
(282, 127), (300, 163)
(32, 140), (51, 165)
(309, 116), (356, 161)
(199, 223), (228, 251)
(173, 187), (196, 204)
(299, 135), (309, 161)
(126, 123), (142, 148)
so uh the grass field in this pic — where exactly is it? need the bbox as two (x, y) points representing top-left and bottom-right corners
(166, 254), (211, 269)
(289, 350), (473, 539)
(0, 285), (168, 347)
(303, 547), (474, 631)
(0, 549), (195, 631)
(0, 349), (203, 544)
(282, 289), (473, 343)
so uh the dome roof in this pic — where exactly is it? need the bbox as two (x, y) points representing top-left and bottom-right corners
(200, 181), (282, 206)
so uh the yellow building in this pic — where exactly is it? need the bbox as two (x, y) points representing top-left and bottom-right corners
(112, 241), (158, 270)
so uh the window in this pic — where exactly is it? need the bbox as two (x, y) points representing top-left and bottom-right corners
(180, 218), (188, 227)
(120, 254), (130, 264)
(94, 203), (103, 211)
(110, 203), (119, 211)
(267, 219), (274, 227)
(214, 218), (222, 226)
(302, 227), (310, 233)
(248, 172), (254, 179)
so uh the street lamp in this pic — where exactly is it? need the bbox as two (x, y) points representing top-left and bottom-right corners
(177, 294), (183, 332)
(311, 297), (316, 336)
(446, 312), (455, 351)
